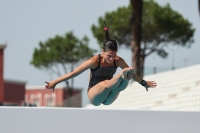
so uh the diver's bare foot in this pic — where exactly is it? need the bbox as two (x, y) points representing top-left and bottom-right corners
(119, 68), (130, 80)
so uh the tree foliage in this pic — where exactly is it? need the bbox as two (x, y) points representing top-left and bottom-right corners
(31, 31), (96, 74)
(91, 0), (195, 75)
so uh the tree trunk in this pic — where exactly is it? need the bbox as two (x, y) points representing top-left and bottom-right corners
(64, 62), (75, 107)
(65, 81), (71, 107)
(130, 0), (144, 78)
(71, 62), (74, 92)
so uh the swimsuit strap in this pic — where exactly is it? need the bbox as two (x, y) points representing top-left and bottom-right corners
(98, 54), (101, 67)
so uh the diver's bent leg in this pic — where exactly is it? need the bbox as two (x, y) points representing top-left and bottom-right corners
(102, 68), (135, 105)
(88, 68), (130, 106)
(102, 79), (129, 105)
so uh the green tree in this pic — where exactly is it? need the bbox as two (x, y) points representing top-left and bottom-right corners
(91, 0), (195, 77)
(30, 31), (96, 107)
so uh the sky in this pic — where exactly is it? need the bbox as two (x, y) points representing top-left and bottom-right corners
(0, 0), (200, 95)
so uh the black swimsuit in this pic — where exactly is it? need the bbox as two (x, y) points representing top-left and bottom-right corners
(88, 54), (117, 87)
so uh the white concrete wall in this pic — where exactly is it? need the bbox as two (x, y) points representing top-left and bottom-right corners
(0, 107), (200, 133)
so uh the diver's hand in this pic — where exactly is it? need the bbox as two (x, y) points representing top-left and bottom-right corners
(142, 80), (157, 92)
(146, 81), (157, 88)
(45, 80), (57, 93)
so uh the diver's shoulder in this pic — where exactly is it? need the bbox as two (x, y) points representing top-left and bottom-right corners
(115, 56), (125, 62)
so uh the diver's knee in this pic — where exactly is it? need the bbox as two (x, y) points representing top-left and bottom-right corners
(102, 100), (112, 106)
(91, 101), (101, 106)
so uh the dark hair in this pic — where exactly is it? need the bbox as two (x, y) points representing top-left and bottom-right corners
(103, 21), (118, 52)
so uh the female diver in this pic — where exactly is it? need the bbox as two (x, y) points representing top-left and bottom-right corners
(45, 22), (157, 106)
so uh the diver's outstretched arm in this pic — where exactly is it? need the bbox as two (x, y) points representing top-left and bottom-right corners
(45, 57), (95, 91)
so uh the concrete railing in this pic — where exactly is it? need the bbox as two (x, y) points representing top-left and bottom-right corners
(0, 107), (200, 133)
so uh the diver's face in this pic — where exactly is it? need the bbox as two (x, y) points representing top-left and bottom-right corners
(102, 50), (117, 64)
